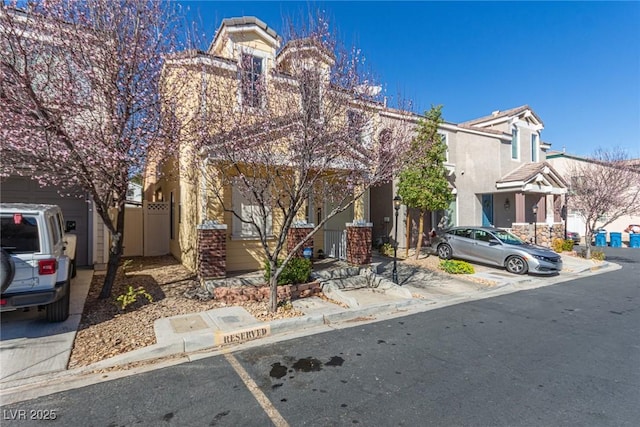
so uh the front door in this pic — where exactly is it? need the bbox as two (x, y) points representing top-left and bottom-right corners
(481, 194), (493, 226)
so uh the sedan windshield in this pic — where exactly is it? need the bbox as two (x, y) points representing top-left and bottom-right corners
(492, 230), (525, 245)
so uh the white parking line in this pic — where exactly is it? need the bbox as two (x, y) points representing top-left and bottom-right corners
(224, 352), (289, 427)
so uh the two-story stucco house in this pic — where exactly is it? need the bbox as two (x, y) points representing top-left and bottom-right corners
(372, 105), (569, 250)
(146, 17), (415, 276)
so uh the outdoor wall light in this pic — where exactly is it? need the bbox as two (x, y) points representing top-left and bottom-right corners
(504, 198), (510, 211)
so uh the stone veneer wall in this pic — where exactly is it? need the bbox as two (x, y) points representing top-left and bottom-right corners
(197, 221), (227, 280)
(287, 224), (314, 257)
(346, 222), (373, 265)
(511, 223), (566, 247)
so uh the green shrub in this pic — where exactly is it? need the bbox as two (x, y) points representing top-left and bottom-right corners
(562, 239), (575, 252)
(439, 259), (475, 274)
(553, 238), (576, 253)
(579, 248), (606, 261)
(552, 238), (564, 253)
(378, 242), (394, 257)
(264, 257), (312, 285)
(115, 285), (153, 311)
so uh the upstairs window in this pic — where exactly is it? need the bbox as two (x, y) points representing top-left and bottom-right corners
(531, 133), (539, 162)
(347, 110), (372, 147)
(301, 74), (321, 121)
(511, 127), (519, 160)
(240, 53), (264, 108)
(438, 132), (449, 162)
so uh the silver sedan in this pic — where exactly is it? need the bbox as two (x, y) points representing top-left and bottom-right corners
(431, 226), (562, 275)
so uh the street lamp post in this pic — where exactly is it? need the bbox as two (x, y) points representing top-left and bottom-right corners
(392, 195), (402, 284)
(532, 204), (538, 245)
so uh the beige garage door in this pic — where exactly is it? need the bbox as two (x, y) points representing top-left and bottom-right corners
(1, 177), (90, 266)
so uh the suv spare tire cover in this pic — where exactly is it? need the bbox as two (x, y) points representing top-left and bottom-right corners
(1, 249), (16, 293)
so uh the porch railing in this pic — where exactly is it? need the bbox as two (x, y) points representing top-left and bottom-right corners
(324, 229), (347, 260)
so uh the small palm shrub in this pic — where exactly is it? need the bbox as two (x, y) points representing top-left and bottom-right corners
(115, 286), (153, 311)
(439, 259), (475, 274)
(264, 258), (312, 285)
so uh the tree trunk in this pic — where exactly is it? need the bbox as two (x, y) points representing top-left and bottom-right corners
(415, 210), (425, 260)
(404, 211), (410, 258)
(99, 207), (126, 299)
(269, 260), (279, 313)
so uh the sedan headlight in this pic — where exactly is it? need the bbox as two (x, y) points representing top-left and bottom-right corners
(532, 254), (559, 263)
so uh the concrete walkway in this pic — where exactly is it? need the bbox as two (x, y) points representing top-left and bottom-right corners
(0, 254), (618, 404)
(0, 270), (92, 383)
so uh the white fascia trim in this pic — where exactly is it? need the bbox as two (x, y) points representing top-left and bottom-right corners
(512, 119), (544, 131)
(378, 109), (420, 123)
(272, 73), (298, 85)
(475, 116), (512, 128)
(166, 56), (237, 72)
(446, 124), (512, 141)
(496, 181), (525, 189)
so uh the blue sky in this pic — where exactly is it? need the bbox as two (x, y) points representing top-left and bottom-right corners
(180, 1), (640, 158)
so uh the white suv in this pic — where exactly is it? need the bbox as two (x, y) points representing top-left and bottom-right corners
(1, 203), (77, 322)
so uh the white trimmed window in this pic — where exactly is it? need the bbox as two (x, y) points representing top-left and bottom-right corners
(232, 184), (272, 239)
(438, 131), (449, 162)
(511, 127), (520, 160)
(239, 52), (265, 108)
(531, 133), (539, 162)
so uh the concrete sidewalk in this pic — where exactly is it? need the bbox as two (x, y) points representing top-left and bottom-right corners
(0, 254), (619, 404)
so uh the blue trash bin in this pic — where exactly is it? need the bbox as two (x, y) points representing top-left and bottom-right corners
(630, 233), (640, 248)
(302, 247), (313, 259)
(610, 232), (622, 248)
(595, 232), (606, 247)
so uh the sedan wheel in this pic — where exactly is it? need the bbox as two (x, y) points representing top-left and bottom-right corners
(437, 243), (452, 260)
(506, 255), (528, 275)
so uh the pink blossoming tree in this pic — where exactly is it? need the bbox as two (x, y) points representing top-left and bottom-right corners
(0, 0), (186, 298)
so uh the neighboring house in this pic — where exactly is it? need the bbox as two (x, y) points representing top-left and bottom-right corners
(372, 105), (568, 249)
(126, 182), (143, 205)
(146, 16), (415, 274)
(0, 8), (110, 269)
(546, 150), (640, 242)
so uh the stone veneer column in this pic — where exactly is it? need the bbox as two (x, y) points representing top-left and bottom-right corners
(287, 223), (314, 258)
(346, 222), (373, 266)
(197, 220), (227, 282)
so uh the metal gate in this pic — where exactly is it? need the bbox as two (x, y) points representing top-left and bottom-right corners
(324, 229), (347, 260)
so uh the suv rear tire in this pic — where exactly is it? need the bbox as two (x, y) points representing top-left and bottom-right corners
(45, 280), (70, 322)
(1, 248), (15, 293)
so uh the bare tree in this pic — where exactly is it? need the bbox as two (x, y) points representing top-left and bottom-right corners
(0, 0), (188, 298)
(163, 12), (414, 312)
(567, 148), (640, 258)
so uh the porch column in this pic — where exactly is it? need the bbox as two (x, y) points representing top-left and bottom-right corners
(197, 220), (227, 283)
(545, 195), (555, 224)
(287, 223), (314, 258)
(515, 193), (526, 223)
(353, 183), (365, 222)
(346, 221), (373, 266)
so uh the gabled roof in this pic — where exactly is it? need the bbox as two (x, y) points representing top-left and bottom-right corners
(208, 16), (281, 55)
(496, 161), (567, 194)
(461, 105), (544, 129)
